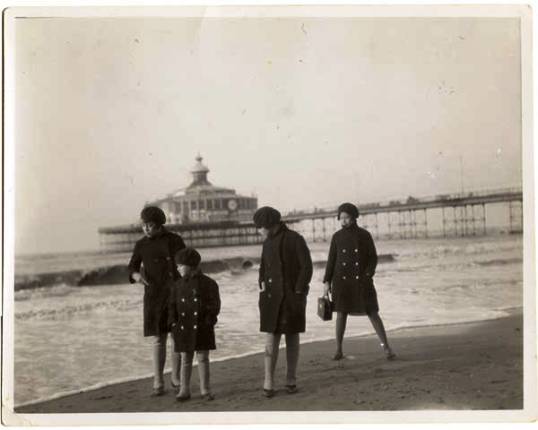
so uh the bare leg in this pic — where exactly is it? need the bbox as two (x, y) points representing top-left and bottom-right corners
(177, 351), (194, 399)
(334, 312), (348, 360)
(285, 333), (300, 388)
(152, 334), (167, 389)
(264, 333), (281, 391)
(170, 334), (181, 387)
(368, 312), (395, 359)
(197, 350), (211, 396)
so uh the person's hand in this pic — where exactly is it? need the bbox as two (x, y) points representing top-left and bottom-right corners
(323, 282), (331, 297)
(260, 281), (266, 292)
(132, 272), (148, 286)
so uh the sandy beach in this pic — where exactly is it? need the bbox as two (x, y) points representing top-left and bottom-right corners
(16, 308), (523, 414)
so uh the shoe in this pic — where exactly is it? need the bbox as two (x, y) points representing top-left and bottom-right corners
(285, 385), (298, 394)
(175, 393), (191, 402)
(381, 343), (396, 360)
(386, 351), (396, 361)
(263, 388), (275, 398)
(171, 381), (180, 392)
(201, 393), (215, 401)
(151, 386), (165, 397)
(332, 351), (343, 361)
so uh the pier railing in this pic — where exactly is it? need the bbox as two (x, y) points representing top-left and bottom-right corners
(99, 187), (523, 251)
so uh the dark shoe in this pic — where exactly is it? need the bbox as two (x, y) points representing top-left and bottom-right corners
(332, 351), (343, 361)
(386, 351), (396, 361)
(263, 388), (275, 398)
(175, 393), (191, 402)
(201, 393), (215, 401)
(151, 386), (165, 397)
(285, 385), (298, 394)
(381, 343), (396, 360)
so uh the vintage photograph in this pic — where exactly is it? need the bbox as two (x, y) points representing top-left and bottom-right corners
(2, 4), (535, 425)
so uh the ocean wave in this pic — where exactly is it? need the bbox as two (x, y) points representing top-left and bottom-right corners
(15, 298), (142, 321)
(475, 257), (523, 267)
(14, 253), (398, 291)
(14, 257), (261, 291)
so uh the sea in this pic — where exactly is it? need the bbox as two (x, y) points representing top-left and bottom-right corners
(12, 234), (523, 406)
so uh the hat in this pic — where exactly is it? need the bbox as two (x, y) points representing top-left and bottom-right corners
(141, 206), (166, 226)
(253, 206), (281, 229)
(175, 247), (202, 267)
(337, 202), (359, 220)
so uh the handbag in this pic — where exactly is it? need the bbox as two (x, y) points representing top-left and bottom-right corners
(317, 295), (334, 321)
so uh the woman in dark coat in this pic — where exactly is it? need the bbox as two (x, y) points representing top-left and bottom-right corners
(323, 203), (395, 361)
(168, 247), (220, 401)
(128, 206), (186, 396)
(254, 206), (313, 397)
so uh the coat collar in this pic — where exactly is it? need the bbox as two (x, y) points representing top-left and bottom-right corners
(146, 226), (168, 240)
(183, 267), (202, 280)
(268, 222), (288, 238)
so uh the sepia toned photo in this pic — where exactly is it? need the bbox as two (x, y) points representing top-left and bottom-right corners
(2, 4), (536, 426)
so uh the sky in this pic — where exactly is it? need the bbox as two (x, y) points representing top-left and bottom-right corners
(12, 15), (523, 254)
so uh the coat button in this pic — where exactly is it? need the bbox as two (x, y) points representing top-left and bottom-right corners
(181, 298), (185, 302)
(342, 249), (346, 253)
(268, 278), (272, 283)
(342, 276), (346, 280)
(342, 262), (346, 266)
(268, 293), (272, 298)
(194, 325), (197, 329)
(355, 276), (359, 279)
(194, 311), (198, 316)
(355, 249), (358, 252)
(194, 298), (198, 302)
(181, 312), (185, 316)
(355, 262), (359, 266)
(181, 326), (184, 330)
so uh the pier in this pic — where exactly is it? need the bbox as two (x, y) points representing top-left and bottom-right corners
(98, 187), (523, 251)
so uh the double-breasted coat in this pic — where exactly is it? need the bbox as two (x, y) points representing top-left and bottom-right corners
(128, 228), (186, 336)
(258, 223), (313, 334)
(168, 271), (221, 352)
(323, 223), (380, 315)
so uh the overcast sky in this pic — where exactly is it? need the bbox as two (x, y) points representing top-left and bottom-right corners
(13, 16), (522, 254)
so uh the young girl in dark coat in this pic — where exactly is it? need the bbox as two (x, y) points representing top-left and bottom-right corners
(168, 247), (221, 402)
(128, 206), (186, 396)
(323, 203), (395, 361)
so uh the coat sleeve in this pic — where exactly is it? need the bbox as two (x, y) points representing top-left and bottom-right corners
(127, 241), (142, 283)
(294, 235), (313, 294)
(168, 285), (178, 329)
(205, 279), (221, 325)
(323, 235), (337, 284)
(258, 248), (266, 289)
(364, 231), (378, 278)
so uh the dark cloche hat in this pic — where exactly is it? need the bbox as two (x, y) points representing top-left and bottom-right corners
(337, 202), (359, 220)
(253, 206), (281, 229)
(175, 247), (202, 267)
(141, 206), (166, 226)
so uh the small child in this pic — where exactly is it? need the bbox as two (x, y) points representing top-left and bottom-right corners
(168, 247), (221, 401)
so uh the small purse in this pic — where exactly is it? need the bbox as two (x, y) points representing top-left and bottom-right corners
(317, 295), (334, 321)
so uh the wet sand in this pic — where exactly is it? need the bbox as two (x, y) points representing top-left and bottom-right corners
(16, 309), (523, 414)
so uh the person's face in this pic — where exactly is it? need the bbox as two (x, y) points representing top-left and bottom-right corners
(258, 227), (270, 239)
(141, 221), (160, 238)
(177, 264), (193, 277)
(339, 212), (355, 228)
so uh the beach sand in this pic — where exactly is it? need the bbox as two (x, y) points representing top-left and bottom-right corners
(16, 309), (523, 413)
